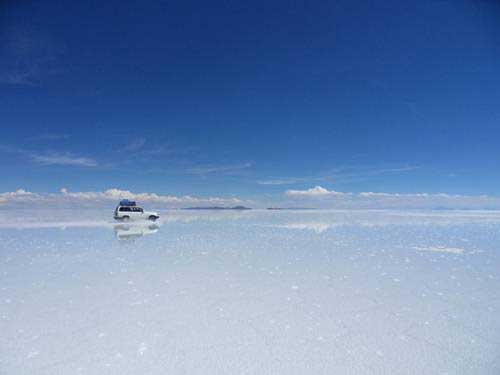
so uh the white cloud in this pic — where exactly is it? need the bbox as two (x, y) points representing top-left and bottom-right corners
(28, 134), (69, 142)
(0, 189), (39, 204)
(32, 153), (97, 167)
(0, 27), (62, 86)
(257, 178), (306, 186)
(257, 166), (418, 186)
(0, 188), (243, 208)
(59, 188), (237, 204)
(186, 162), (253, 175)
(0, 145), (97, 167)
(284, 186), (500, 210)
(285, 186), (349, 197)
(124, 138), (146, 152)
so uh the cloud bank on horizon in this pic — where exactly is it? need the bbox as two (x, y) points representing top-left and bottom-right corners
(284, 186), (500, 210)
(2, 186), (500, 210)
(0, 188), (244, 208)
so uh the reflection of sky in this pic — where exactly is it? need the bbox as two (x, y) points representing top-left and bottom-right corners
(1, 210), (499, 374)
(3, 208), (500, 228)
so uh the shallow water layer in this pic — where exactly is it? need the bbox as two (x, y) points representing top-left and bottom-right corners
(1, 209), (499, 374)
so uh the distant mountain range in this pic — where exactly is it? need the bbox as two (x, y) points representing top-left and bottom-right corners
(181, 206), (319, 210)
(182, 206), (252, 210)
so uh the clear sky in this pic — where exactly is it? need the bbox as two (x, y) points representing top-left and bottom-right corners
(1, 0), (500, 207)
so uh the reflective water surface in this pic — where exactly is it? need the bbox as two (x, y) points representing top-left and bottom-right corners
(1, 209), (499, 374)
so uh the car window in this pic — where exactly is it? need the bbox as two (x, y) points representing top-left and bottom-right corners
(119, 207), (131, 212)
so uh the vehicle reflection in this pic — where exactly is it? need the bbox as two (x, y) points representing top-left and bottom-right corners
(113, 223), (160, 241)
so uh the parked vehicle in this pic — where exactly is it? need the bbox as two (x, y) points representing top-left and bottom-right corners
(113, 199), (159, 221)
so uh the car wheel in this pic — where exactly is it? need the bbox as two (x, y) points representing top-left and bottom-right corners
(122, 216), (130, 222)
(148, 215), (157, 221)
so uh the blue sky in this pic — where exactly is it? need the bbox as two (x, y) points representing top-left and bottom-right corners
(1, 0), (500, 207)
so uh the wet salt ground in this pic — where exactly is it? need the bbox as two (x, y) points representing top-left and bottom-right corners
(0, 210), (499, 374)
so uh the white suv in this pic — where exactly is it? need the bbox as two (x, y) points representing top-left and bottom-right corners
(114, 200), (159, 221)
